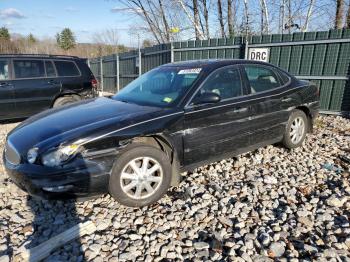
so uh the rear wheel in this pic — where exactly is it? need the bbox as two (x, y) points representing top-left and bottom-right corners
(282, 110), (308, 149)
(109, 144), (172, 207)
(53, 95), (80, 107)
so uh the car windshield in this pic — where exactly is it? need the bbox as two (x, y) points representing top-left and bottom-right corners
(113, 66), (202, 107)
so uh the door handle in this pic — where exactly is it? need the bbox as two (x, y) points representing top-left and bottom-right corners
(282, 97), (292, 102)
(47, 79), (58, 84)
(232, 107), (248, 113)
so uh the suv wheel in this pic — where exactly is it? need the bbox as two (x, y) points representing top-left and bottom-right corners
(53, 95), (80, 107)
(109, 144), (172, 207)
(282, 110), (308, 149)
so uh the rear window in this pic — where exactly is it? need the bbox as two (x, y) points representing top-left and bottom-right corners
(278, 70), (291, 84)
(54, 61), (80, 77)
(14, 60), (45, 79)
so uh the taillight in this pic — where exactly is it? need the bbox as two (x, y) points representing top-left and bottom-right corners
(91, 78), (98, 89)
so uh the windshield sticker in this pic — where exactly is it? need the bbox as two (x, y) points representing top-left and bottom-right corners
(163, 97), (173, 103)
(178, 68), (202, 75)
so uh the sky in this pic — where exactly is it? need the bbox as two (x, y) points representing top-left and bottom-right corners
(0, 0), (141, 46)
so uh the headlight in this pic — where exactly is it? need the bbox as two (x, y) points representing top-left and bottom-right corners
(27, 148), (38, 164)
(42, 144), (80, 167)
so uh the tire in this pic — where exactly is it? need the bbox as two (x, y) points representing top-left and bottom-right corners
(53, 96), (80, 108)
(282, 109), (308, 149)
(109, 144), (172, 207)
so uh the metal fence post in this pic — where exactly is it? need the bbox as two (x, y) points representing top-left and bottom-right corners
(244, 38), (249, 60)
(116, 54), (120, 92)
(100, 57), (104, 95)
(138, 48), (142, 76)
(170, 42), (174, 63)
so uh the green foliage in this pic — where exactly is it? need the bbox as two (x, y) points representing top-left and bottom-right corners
(28, 33), (36, 44)
(0, 27), (10, 40)
(56, 28), (76, 50)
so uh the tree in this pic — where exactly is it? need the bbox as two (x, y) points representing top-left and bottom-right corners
(345, 0), (350, 28)
(28, 33), (37, 44)
(217, 0), (225, 38)
(56, 28), (76, 50)
(335, 0), (345, 28)
(227, 0), (234, 38)
(198, 0), (210, 39)
(0, 27), (10, 40)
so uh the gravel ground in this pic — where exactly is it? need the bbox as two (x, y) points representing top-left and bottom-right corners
(0, 115), (349, 262)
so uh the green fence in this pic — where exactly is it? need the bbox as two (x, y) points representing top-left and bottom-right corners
(89, 29), (350, 114)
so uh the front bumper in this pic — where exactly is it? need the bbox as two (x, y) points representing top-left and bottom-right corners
(3, 153), (112, 200)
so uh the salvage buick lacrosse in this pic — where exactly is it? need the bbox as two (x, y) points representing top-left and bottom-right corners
(4, 60), (319, 207)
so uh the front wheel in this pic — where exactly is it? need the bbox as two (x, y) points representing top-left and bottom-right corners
(109, 144), (172, 207)
(282, 110), (308, 149)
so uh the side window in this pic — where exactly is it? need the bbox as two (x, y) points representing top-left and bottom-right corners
(13, 60), (45, 79)
(196, 66), (242, 100)
(54, 61), (80, 77)
(244, 65), (281, 94)
(0, 60), (9, 80)
(278, 70), (291, 85)
(45, 61), (56, 77)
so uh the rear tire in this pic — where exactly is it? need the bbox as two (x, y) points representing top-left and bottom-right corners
(53, 95), (80, 107)
(109, 144), (172, 207)
(282, 109), (308, 149)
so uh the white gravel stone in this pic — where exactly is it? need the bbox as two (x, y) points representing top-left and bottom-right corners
(0, 115), (349, 260)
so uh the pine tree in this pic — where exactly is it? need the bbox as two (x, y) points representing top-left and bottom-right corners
(56, 28), (76, 50)
(28, 33), (36, 44)
(0, 27), (10, 40)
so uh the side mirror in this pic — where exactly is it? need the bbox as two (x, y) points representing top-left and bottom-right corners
(193, 92), (221, 105)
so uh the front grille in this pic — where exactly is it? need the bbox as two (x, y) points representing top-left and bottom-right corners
(5, 140), (21, 165)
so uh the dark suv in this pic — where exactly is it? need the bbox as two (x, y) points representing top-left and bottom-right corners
(0, 54), (98, 120)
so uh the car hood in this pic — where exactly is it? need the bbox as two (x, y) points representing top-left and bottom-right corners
(7, 97), (171, 155)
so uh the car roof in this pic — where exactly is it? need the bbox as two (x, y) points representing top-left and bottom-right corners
(161, 59), (276, 70)
(0, 54), (82, 60)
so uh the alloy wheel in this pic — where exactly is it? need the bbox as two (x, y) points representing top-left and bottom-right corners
(120, 157), (163, 200)
(290, 116), (305, 144)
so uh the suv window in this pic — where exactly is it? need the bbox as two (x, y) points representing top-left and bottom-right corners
(196, 66), (242, 100)
(0, 60), (9, 80)
(244, 65), (281, 93)
(45, 61), (56, 77)
(14, 60), (45, 79)
(54, 61), (80, 77)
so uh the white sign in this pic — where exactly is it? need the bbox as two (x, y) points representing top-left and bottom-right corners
(248, 48), (270, 62)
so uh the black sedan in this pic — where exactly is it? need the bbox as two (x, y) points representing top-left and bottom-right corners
(3, 60), (319, 207)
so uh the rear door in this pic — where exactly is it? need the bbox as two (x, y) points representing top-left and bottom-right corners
(54, 60), (83, 93)
(241, 64), (290, 145)
(0, 58), (16, 120)
(12, 59), (61, 117)
(182, 65), (252, 165)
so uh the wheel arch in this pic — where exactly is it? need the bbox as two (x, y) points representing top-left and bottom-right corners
(129, 135), (181, 187)
(51, 91), (81, 107)
(295, 105), (313, 132)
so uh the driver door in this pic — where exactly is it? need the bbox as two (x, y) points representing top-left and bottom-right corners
(182, 65), (252, 166)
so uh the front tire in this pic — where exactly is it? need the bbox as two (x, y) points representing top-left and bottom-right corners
(282, 110), (308, 149)
(109, 144), (172, 207)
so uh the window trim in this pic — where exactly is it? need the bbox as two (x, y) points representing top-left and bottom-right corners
(12, 58), (47, 80)
(184, 65), (245, 109)
(53, 60), (81, 78)
(242, 64), (292, 96)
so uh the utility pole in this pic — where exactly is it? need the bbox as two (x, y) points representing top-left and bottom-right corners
(244, 0), (249, 59)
